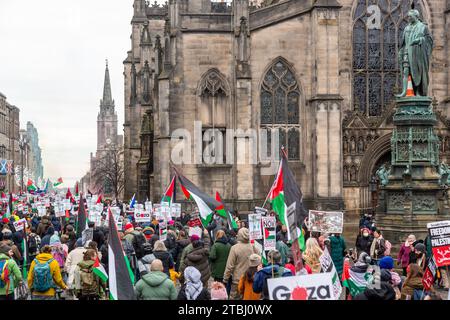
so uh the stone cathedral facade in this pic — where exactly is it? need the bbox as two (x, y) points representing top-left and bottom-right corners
(123, 0), (450, 239)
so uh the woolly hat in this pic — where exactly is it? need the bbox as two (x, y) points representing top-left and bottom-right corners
(249, 254), (261, 267)
(414, 243), (426, 254)
(190, 234), (200, 242)
(2, 218), (9, 224)
(124, 223), (134, 232)
(379, 256), (394, 270)
(50, 233), (61, 246)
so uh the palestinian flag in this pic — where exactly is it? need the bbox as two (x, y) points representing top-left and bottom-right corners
(75, 182), (79, 197)
(76, 195), (87, 239)
(54, 177), (63, 187)
(96, 195), (103, 204)
(342, 260), (370, 297)
(267, 149), (308, 249)
(93, 256), (108, 283)
(161, 176), (176, 205)
(27, 179), (37, 192)
(177, 172), (220, 227)
(215, 192), (238, 229)
(253, 240), (267, 265)
(108, 208), (136, 300)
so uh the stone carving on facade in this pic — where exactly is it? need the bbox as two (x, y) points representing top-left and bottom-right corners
(438, 162), (450, 185)
(388, 192), (405, 211)
(357, 136), (364, 153)
(198, 69), (229, 97)
(376, 163), (390, 186)
(412, 194), (436, 211)
(142, 61), (152, 104)
(130, 63), (137, 103)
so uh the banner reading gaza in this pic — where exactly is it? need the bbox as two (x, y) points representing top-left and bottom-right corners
(427, 220), (450, 267)
(267, 273), (335, 300)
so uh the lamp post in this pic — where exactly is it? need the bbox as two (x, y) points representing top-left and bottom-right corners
(19, 136), (27, 194)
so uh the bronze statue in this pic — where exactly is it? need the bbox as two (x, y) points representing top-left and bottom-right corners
(396, 9), (433, 97)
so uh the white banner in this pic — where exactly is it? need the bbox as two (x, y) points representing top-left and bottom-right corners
(145, 201), (153, 212)
(37, 205), (47, 217)
(308, 210), (344, 234)
(319, 248), (342, 300)
(161, 202), (171, 221)
(188, 226), (203, 238)
(262, 216), (276, 251)
(135, 209), (151, 223)
(249, 213), (263, 240)
(268, 273), (335, 300)
(171, 203), (181, 218)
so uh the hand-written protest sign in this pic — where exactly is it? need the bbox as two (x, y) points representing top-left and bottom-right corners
(171, 203), (181, 218)
(422, 256), (438, 290)
(13, 219), (27, 232)
(189, 226), (203, 238)
(248, 213), (262, 240)
(161, 202), (171, 221)
(262, 216), (276, 251)
(145, 201), (153, 213)
(254, 207), (268, 216)
(135, 209), (151, 223)
(427, 220), (450, 267)
(308, 210), (343, 234)
(37, 206), (47, 217)
(188, 217), (203, 228)
(63, 199), (72, 211)
(319, 248), (342, 299)
(159, 219), (167, 241)
(153, 203), (162, 219)
(268, 273), (334, 300)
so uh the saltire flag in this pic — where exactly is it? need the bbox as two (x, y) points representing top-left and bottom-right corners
(266, 148), (308, 250)
(215, 192), (238, 229)
(161, 176), (176, 205)
(342, 260), (371, 297)
(129, 194), (136, 209)
(93, 256), (108, 283)
(54, 177), (63, 187)
(107, 207), (136, 300)
(27, 179), (37, 192)
(177, 172), (221, 227)
(76, 195), (88, 239)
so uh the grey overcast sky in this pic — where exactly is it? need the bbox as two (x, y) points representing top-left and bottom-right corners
(0, 0), (165, 189)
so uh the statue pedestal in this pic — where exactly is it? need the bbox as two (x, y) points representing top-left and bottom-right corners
(376, 96), (446, 244)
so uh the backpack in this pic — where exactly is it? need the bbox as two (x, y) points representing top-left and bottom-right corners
(0, 260), (10, 290)
(79, 265), (99, 296)
(384, 240), (392, 256)
(132, 232), (147, 259)
(32, 258), (54, 292)
(28, 234), (40, 256)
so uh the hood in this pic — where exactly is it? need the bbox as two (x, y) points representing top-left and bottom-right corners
(0, 253), (11, 261)
(216, 237), (229, 245)
(237, 228), (250, 243)
(78, 260), (95, 268)
(177, 239), (191, 247)
(35, 253), (55, 263)
(260, 265), (281, 275)
(142, 271), (169, 287)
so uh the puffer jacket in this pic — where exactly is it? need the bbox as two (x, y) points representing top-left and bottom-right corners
(175, 239), (190, 271)
(36, 217), (52, 238)
(134, 271), (177, 300)
(253, 265), (292, 300)
(28, 253), (67, 296)
(0, 253), (22, 296)
(209, 237), (231, 279)
(153, 251), (174, 277)
(223, 228), (258, 284)
(180, 247), (210, 286)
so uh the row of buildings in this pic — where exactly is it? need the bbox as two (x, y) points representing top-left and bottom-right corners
(0, 92), (44, 193)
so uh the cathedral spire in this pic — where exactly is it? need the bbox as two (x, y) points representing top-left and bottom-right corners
(101, 59), (114, 108)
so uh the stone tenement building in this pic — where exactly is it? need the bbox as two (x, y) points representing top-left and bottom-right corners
(23, 122), (44, 184)
(0, 92), (21, 193)
(123, 0), (450, 240)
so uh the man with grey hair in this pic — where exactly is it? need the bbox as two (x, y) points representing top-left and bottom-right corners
(134, 259), (177, 300)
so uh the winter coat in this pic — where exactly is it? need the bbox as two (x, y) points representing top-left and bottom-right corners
(179, 243), (194, 272)
(0, 240), (21, 263)
(276, 240), (290, 266)
(209, 238), (231, 279)
(153, 251), (174, 277)
(223, 229), (258, 284)
(329, 235), (346, 276)
(164, 233), (177, 259)
(73, 260), (105, 297)
(177, 284), (211, 300)
(397, 244), (412, 268)
(0, 253), (22, 296)
(253, 265), (292, 300)
(180, 247), (210, 286)
(65, 247), (86, 289)
(28, 253), (67, 296)
(175, 239), (190, 271)
(134, 271), (177, 300)
(93, 228), (105, 249)
(355, 234), (373, 256)
(401, 276), (424, 299)
(36, 217), (51, 237)
(354, 282), (396, 300)
(238, 274), (261, 300)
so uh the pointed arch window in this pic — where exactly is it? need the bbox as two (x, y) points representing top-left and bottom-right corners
(352, 0), (425, 116)
(260, 59), (300, 160)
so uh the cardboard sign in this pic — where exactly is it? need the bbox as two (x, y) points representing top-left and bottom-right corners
(135, 209), (151, 223)
(161, 202), (171, 221)
(188, 226), (203, 238)
(262, 216), (276, 251)
(171, 203), (181, 218)
(17, 204), (24, 212)
(248, 213), (263, 240)
(255, 206), (268, 216)
(145, 201), (153, 212)
(268, 273), (335, 300)
(319, 248), (342, 300)
(37, 205), (47, 217)
(159, 219), (167, 241)
(308, 210), (344, 234)
(422, 257), (438, 291)
(13, 218), (27, 232)
(427, 220), (450, 267)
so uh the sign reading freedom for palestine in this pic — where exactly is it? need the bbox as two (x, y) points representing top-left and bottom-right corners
(427, 220), (450, 267)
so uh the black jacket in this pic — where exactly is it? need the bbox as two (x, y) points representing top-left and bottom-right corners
(355, 234), (373, 255)
(354, 282), (396, 300)
(153, 250), (174, 276)
(93, 228), (105, 249)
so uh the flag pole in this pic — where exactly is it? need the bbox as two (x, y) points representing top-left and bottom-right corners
(261, 147), (287, 209)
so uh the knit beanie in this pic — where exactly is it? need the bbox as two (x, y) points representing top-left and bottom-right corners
(50, 233), (61, 246)
(379, 256), (394, 270)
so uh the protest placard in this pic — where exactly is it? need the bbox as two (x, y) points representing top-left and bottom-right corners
(135, 209), (151, 223)
(37, 205), (47, 217)
(262, 216), (276, 251)
(308, 210), (344, 234)
(171, 203), (181, 218)
(427, 220), (450, 267)
(255, 206), (268, 216)
(319, 248), (342, 299)
(13, 219), (27, 232)
(268, 273), (334, 300)
(188, 226), (203, 238)
(145, 201), (153, 212)
(63, 199), (71, 211)
(248, 213), (262, 240)
(159, 219), (167, 241)
(161, 202), (171, 221)
(422, 257), (438, 290)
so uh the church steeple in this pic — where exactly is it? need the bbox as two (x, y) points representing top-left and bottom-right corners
(100, 59), (115, 111)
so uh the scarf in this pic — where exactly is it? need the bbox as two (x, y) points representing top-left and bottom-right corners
(185, 281), (203, 300)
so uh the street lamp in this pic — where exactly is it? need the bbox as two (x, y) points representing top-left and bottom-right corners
(19, 136), (27, 194)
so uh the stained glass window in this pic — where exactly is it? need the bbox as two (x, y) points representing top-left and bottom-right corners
(260, 59), (301, 160)
(353, 0), (424, 116)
